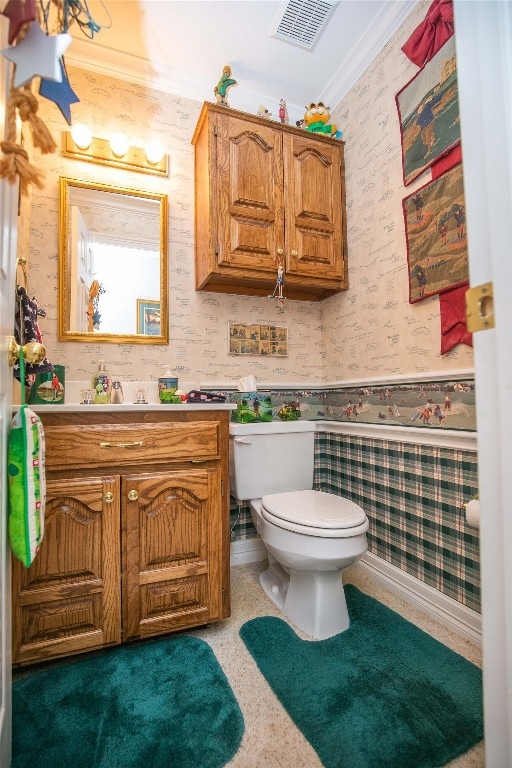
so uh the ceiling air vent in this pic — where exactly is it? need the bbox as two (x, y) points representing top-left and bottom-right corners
(269, 0), (339, 52)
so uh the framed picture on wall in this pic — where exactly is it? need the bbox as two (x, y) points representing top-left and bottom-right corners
(137, 299), (161, 335)
(403, 163), (468, 304)
(227, 322), (288, 356)
(396, 36), (460, 186)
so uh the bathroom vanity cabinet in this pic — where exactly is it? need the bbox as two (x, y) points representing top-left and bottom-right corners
(192, 101), (348, 301)
(11, 408), (231, 666)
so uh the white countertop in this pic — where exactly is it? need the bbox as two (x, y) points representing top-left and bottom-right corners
(29, 403), (236, 413)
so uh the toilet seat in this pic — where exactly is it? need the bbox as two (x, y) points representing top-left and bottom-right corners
(260, 490), (369, 538)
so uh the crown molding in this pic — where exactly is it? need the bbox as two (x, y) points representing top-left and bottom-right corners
(65, 38), (301, 118)
(66, 0), (419, 113)
(321, 0), (419, 107)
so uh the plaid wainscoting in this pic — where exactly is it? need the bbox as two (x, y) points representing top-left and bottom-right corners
(230, 497), (257, 540)
(314, 432), (480, 613)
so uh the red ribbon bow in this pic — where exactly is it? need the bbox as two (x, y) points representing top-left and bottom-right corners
(402, 0), (454, 68)
(439, 283), (472, 355)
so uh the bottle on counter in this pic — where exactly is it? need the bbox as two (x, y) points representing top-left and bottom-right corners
(92, 361), (111, 404)
(158, 369), (179, 403)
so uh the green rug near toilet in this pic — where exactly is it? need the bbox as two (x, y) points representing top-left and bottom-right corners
(240, 585), (483, 768)
(13, 635), (244, 768)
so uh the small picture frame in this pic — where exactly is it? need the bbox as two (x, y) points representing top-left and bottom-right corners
(228, 322), (288, 356)
(137, 299), (161, 335)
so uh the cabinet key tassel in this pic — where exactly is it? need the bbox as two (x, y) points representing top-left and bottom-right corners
(268, 262), (286, 309)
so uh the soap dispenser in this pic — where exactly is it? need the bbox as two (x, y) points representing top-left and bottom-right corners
(92, 361), (111, 404)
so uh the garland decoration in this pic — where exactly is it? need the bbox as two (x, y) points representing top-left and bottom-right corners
(0, 80), (46, 194)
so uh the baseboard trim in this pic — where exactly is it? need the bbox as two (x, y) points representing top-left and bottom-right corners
(230, 537), (267, 566)
(359, 552), (482, 644)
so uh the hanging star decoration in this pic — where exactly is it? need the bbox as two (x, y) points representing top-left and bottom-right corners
(0, 1), (109, 194)
(0, 20), (71, 89)
(1, 0), (37, 45)
(39, 59), (79, 125)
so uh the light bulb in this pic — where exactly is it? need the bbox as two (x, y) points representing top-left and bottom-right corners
(71, 123), (92, 150)
(110, 133), (129, 158)
(145, 141), (164, 165)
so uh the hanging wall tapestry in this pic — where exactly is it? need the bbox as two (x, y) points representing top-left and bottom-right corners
(403, 162), (467, 304)
(396, 36), (460, 186)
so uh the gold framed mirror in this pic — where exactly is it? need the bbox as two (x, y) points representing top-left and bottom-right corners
(58, 177), (169, 344)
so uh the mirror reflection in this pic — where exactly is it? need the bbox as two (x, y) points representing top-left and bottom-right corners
(58, 177), (168, 344)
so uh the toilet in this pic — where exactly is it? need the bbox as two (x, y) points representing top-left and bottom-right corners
(230, 421), (369, 639)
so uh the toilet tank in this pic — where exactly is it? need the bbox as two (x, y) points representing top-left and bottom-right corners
(229, 421), (315, 501)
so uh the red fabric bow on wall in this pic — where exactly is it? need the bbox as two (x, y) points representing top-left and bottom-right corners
(402, 0), (454, 68)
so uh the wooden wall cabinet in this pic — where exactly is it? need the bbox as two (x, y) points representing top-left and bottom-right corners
(192, 102), (348, 301)
(12, 409), (231, 666)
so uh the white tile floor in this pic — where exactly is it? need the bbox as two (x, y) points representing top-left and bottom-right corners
(192, 560), (484, 768)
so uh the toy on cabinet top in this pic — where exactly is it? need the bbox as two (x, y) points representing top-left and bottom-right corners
(303, 102), (342, 139)
(214, 65), (237, 106)
(257, 104), (272, 118)
(278, 99), (288, 124)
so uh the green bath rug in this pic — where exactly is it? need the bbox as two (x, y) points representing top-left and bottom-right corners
(240, 585), (483, 768)
(13, 635), (244, 768)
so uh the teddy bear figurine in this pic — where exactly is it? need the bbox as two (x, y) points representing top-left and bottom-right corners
(303, 102), (342, 138)
(257, 105), (272, 119)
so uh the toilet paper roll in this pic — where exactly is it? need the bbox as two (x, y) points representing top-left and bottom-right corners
(465, 498), (480, 529)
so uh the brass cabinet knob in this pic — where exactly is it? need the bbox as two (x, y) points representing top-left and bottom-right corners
(127, 489), (139, 501)
(8, 337), (46, 367)
(291, 249), (298, 257)
(104, 492), (114, 504)
(277, 248), (284, 255)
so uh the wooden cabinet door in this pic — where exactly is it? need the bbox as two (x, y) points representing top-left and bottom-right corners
(215, 112), (284, 274)
(283, 132), (346, 285)
(12, 476), (121, 665)
(122, 467), (223, 640)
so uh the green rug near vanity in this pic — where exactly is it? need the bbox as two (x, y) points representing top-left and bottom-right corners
(12, 635), (244, 768)
(240, 585), (483, 768)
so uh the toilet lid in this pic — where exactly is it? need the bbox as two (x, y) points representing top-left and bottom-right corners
(261, 490), (367, 537)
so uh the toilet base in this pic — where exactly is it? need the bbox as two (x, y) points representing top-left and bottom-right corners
(260, 555), (350, 640)
(259, 556), (289, 611)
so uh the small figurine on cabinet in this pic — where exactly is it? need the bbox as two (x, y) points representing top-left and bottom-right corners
(278, 99), (288, 124)
(257, 104), (272, 118)
(303, 102), (342, 138)
(214, 65), (237, 106)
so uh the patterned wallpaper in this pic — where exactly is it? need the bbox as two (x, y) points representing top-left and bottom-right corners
(21, 0), (473, 391)
(326, 0), (474, 381)
(24, 68), (324, 392)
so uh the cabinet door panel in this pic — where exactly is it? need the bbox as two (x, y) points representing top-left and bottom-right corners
(122, 468), (222, 640)
(12, 476), (121, 665)
(216, 114), (284, 272)
(284, 133), (345, 282)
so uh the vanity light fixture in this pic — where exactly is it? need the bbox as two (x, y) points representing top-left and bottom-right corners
(109, 132), (129, 158)
(70, 123), (92, 150)
(145, 140), (165, 165)
(63, 128), (168, 176)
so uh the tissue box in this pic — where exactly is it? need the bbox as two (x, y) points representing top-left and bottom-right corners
(231, 392), (273, 423)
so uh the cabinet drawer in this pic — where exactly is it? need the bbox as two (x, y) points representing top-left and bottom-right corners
(43, 421), (220, 469)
